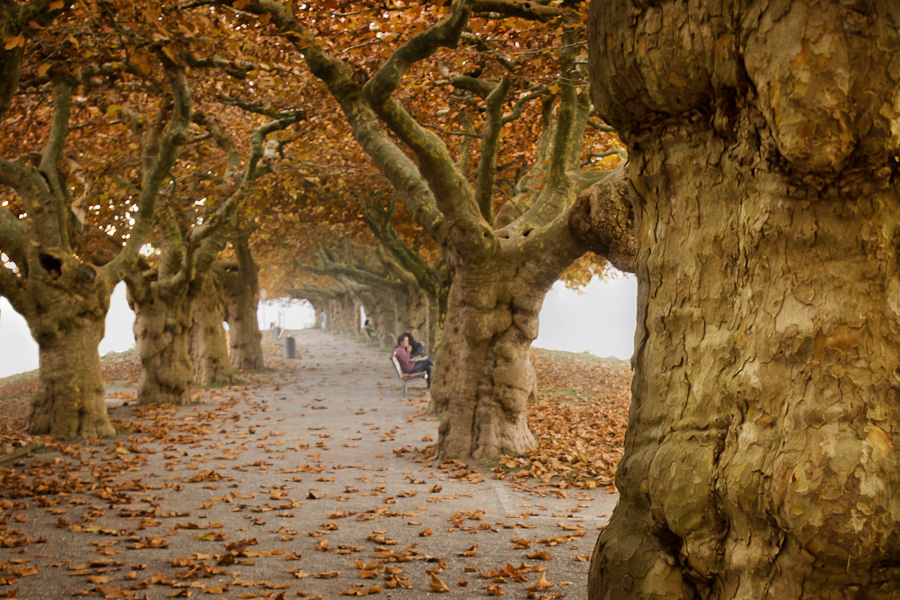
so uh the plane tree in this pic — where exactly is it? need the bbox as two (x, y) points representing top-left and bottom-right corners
(0, 0), (194, 438)
(198, 0), (624, 462)
(586, 1), (900, 598)
(360, 198), (450, 348)
(125, 106), (303, 404)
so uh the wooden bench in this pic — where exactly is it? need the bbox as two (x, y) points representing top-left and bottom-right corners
(390, 355), (427, 397)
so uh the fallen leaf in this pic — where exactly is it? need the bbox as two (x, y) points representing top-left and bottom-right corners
(429, 572), (449, 593)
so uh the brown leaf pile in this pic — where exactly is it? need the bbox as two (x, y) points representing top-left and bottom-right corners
(490, 350), (632, 491)
(0, 377), (39, 456)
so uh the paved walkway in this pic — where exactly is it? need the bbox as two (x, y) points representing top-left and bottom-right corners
(0, 329), (618, 599)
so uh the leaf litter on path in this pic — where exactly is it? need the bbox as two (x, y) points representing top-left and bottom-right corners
(0, 332), (629, 598)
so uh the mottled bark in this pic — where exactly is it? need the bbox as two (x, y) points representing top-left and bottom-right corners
(219, 244), (264, 371)
(190, 271), (232, 386)
(360, 291), (396, 341)
(127, 280), (192, 406)
(569, 165), (636, 274)
(220, 268), (263, 371)
(433, 223), (583, 460)
(326, 293), (359, 333)
(587, 1), (900, 598)
(27, 275), (115, 439)
(432, 265), (537, 460)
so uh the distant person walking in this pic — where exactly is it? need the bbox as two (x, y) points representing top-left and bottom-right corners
(320, 310), (327, 329)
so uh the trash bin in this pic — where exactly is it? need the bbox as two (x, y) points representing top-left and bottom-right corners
(272, 326), (282, 339)
(284, 335), (295, 359)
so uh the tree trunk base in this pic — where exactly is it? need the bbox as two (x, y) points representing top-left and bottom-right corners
(29, 321), (114, 440)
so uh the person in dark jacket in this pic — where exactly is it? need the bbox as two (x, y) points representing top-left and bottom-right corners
(405, 326), (426, 357)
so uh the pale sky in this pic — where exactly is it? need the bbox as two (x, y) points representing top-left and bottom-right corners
(0, 275), (638, 379)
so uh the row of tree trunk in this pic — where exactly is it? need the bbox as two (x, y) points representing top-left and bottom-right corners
(303, 281), (433, 350)
(29, 247), (265, 439)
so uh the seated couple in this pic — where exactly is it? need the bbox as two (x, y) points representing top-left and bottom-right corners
(393, 332), (433, 389)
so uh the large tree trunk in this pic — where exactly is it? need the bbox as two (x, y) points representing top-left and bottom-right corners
(219, 247), (264, 371)
(27, 278), (115, 439)
(424, 284), (448, 357)
(433, 234), (579, 461)
(128, 281), (193, 405)
(190, 272), (233, 386)
(587, 1), (900, 597)
(432, 266), (536, 460)
(221, 275), (263, 371)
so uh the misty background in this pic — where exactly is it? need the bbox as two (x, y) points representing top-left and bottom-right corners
(0, 274), (637, 379)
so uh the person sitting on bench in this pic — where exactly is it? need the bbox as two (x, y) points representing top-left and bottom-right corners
(405, 326), (427, 358)
(393, 333), (432, 388)
(364, 318), (377, 339)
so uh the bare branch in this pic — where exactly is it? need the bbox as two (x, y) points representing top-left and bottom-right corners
(186, 110), (304, 280)
(361, 0), (482, 223)
(474, 77), (509, 223)
(587, 118), (617, 133)
(107, 57), (192, 281)
(449, 74), (495, 99)
(39, 78), (74, 250)
(214, 0), (447, 239)
(501, 86), (548, 125)
(471, 0), (573, 21)
(219, 98), (305, 122)
(421, 123), (480, 138)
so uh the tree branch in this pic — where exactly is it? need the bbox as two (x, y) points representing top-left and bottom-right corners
(0, 157), (45, 224)
(0, 0), (70, 121)
(293, 254), (405, 293)
(362, 0), (480, 223)
(471, 0), (573, 21)
(568, 164), (636, 273)
(510, 29), (593, 231)
(207, 0), (447, 241)
(39, 78), (74, 251)
(474, 77), (509, 224)
(193, 111), (241, 179)
(360, 201), (446, 296)
(287, 283), (339, 305)
(107, 57), (192, 281)
(0, 262), (24, 310)
(587, 118), (617, 133)
(184, 111), (304, 286)
(501, 86), (548, 126)
(0, 205), (27, 266)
